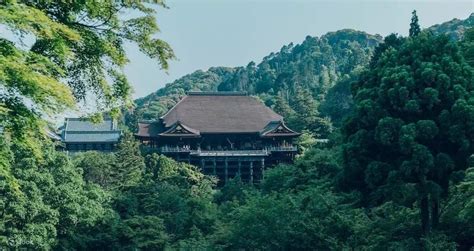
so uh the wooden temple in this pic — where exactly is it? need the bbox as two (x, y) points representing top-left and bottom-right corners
(135, 92), (300, 184)
(60, 118), (121, 152)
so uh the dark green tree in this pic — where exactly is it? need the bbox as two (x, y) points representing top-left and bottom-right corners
(0, 134), (111, 250)
(409, 10), (421, 37)
(112, 133), (145, 190)
(461, 28), (474, 67)
(272, 93), (294, 118)
(343, 29), (474, 236)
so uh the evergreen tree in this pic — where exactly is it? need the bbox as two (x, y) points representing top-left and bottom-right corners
(290, 87), (319, 132)
(343, 29), (473, 236)
(409, 10), (421, 37)
(272, 93), (294, 118)
(112, 133), (145, 190)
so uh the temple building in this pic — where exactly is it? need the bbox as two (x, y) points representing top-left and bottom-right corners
(60, 118), (121, 152)
(135, 92), (300, 184)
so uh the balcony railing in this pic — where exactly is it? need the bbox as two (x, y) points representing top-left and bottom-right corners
(154, 145), (298, 154)
(159, 146), (191, 153)
(191, 149), (270, 157)
(265, 146), (298, 152)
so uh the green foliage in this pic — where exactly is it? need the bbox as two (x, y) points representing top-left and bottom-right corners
(429, 13), (474, 40)
(409, 10), (421, 37)
(3, 8), (474, 250)
(461, 28), (474, 67)
(343, 29), (474, 238)
(130, 67), (235, 123)
(111, 154), (217, 249)
(320, 74), (356, 126)
(0, 1), (174, 136)
(73, 134), (144, 191)
(0, 134), (110, 250)
(294, 130), (317, 155)
(441, 167), (474, 248)
(130, 30), (382, 135)
(112, 133), (145, 190)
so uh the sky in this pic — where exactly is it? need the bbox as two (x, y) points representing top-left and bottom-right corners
(124, 0), (473, 98)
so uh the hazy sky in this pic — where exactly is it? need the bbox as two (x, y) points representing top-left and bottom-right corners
(124, 0), (473, 98)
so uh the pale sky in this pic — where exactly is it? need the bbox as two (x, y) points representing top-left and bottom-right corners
(123, 0), (473, 99)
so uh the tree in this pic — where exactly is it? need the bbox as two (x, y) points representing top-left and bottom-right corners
(73, 151), (116, 188)
(0, 1), (175, 135)
(272, 93), (294, 118)
(409, 10), (421, 37)
(73, 134), (145, 191)
(342, 29), (474, 236)
(461, 28), (474, 67)
(441, 166), (474, 249)
(320, 74), (356, 127)
(0, 134), (111, 250)
(113, 154), (217, 248)
(290, 87), (319, 131)
(294, 130), (317, 155)
(112, 133), (145, 190)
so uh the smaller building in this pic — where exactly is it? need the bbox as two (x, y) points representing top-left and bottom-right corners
(60, 118), (121, 152)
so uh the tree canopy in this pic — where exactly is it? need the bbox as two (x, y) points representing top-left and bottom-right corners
(343, 29), (474, 235)
(0, 0), (175, 136)
(1, 5), (474, 250)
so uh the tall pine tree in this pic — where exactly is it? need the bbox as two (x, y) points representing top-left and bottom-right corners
(409, 10), (421, 37)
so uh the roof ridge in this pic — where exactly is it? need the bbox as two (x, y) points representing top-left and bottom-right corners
(187, 91), (247, 96)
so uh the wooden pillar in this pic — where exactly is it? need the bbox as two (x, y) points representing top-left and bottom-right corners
(238, 160), (242, 176)
(213, 158), (216, 176)
(250, 161), (254, 184)
(261, 158), (265, 180)
(224, 157), (228, 183)
(200, 159), (205, 170)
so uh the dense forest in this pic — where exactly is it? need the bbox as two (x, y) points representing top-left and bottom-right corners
(1, 1), (474, 250)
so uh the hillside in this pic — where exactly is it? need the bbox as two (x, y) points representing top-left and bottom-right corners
(131, 29), (382, 132)
(134, 67), (235, 120)
(428, 13), (474, 40)
(130, 14), (474, 132)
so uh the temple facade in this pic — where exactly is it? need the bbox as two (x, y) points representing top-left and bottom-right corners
(135, 92), (300, 184)
(60, 118), (121, 152)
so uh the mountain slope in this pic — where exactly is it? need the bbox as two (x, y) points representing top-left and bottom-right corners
(134, 67), (235, 121)
(133, 29), (382, 125)
(428, 13), (473, 40)
(130, 14), (474, 132)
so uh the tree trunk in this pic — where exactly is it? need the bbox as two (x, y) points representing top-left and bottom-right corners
(421, 195), (430, 235)
(431, 198), (439, 229)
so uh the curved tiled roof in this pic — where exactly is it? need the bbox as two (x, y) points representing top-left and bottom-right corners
(160, 93), (283, 133)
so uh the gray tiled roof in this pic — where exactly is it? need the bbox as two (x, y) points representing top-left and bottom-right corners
(65, 118), (116, 131)
(64, 131), (121, 143)
(159, 93), (283, 133)
(62, 118), (121, 143)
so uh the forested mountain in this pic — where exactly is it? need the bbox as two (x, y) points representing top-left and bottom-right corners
(131, 29), (382, 134)
(429, 13), (474, 40)
(134, 67), (235, 120)
(131, 13), (473, 134)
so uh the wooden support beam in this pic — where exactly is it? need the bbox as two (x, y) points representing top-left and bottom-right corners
(201, 158), (205, 170)
(250, 161), (254, 184)
(225, 157), (228, 183)
(213, 158), (216, 176)
(238, 160), (242, 177)
(261, 158), (265, 181)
